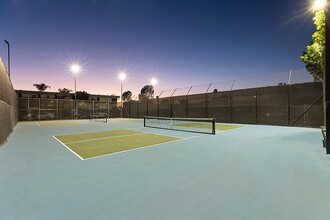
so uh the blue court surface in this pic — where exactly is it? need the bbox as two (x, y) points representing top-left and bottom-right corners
(0, 119), (329, 220)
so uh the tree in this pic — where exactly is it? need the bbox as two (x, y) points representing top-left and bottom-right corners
(122, 91), (132, 102)
(58, 88), (72, 93)
(33, 83), (50, 97)
(213, 89), (218, 93)
(75, 91), (90, 100)
(139, 85), (154, 100)
(301, 10), (325, 81)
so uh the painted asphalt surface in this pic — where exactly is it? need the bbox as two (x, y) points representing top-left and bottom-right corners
(0, 119), (329, 220)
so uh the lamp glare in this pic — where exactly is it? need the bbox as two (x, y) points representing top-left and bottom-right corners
(313, 0), (326, 10)
(71, 65), (80, 74)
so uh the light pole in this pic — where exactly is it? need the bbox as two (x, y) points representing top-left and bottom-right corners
(119, 72), (126, 118)
(4, 40), (10, 77)
(71, 64), (80, 119)
(151, 77), (158, 97)
(324, 0), (330, 154)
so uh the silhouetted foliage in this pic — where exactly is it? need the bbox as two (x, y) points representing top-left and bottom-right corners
(33, 83), (50, 93)
(139, 85), (154, 100)
(213, 89), (218, 93)
(122, 91), (132, 101)
(301, 10), (324, 81)
(58, 88), (72, 93)
(75, 91), (90, 100)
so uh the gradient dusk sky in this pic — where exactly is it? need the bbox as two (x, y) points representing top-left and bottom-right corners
(0, 0), (316, 98)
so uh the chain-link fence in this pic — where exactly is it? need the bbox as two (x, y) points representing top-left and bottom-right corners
(0, 56), (18, 145)
(18, 99), (120, 121)
(155, 68), (314, 98)
(124, 82), (323, 127)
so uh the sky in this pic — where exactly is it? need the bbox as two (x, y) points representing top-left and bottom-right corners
(0, 0), (317, 98)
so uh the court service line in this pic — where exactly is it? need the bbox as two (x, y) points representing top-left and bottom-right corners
(52, 136), (84, 160)
(83, 133), (208, 161)
(126, 129), (187, 139)
(54, 128), (141, 137)
(63, 133), (146, 144)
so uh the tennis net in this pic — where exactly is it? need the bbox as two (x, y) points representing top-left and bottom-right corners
(89, 113), (108, 123)
(144, 116), (215, 135)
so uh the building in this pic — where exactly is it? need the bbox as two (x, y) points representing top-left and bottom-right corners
(15, 90), (119, 102)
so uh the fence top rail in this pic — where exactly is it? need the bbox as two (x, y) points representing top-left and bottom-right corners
(157, 68), (314, 98)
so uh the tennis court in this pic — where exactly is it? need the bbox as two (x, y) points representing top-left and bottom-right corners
(0, 118), (329, 220)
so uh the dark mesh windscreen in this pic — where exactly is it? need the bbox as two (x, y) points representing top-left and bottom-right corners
(129, 101), (138, 118)
(231, 89), (256, 124)
(147, 99), (158, 116)
(159, 97), (172, 117)
(138, 101), (148, 118)
(172, 96), (187, 118)
(58, 100), (73, 119)
(290, 83), (323, 127)
(94, 102), (109, 115)
(257, 86), (289, 125)
(187, 94), (206, 118)
(207, 91), (230, 122)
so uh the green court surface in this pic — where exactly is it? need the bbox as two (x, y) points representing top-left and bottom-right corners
(215, 124), (243, 130)
(55, 129), (180, 159)
(37, 121), (84, 126)
(177, 123), (242, 130)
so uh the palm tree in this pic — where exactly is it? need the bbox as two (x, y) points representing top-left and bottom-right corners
(33, 83), (50, 97)
(58, 88), (72, 93)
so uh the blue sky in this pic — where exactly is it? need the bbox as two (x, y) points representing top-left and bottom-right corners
(0, 0), (315, 97)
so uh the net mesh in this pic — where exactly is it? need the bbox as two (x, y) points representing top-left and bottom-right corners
(144, 116), (215, 135)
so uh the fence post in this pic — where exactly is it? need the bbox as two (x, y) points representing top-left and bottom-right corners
(186, 95), (189, 118)
(255, 89), (258, 124)
(129, 101), (131, 118)
(146, 99), (149, 116)
(170, 89), (176, 118)
(170, 97), (173, 118)
(157, 97), (160, 117)
(230, 80), (236, 91)
(229, 91), (232, 123)
(288, 70), (292, 85)
(205, 83), (212, 118)
(107, 101), (110, 118)
(28, 97), (30, 121)
(56, 99), (58, 120)
(288, 85), (291, 125)
(38, 98), (40, 121)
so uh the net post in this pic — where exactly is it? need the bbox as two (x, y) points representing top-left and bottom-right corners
(144, 116), (146, 127)
(212, 118), (216, 135)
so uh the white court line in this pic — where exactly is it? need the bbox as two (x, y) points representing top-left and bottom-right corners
(35, 122), (41, 126)
(64, 132), (146, 144)
(83, 133), (208, 161)
(54, 127), (142, 137)
(126, 129), (189, 139)
(52, 136), (84, 160)
(53, 130), (208, 161)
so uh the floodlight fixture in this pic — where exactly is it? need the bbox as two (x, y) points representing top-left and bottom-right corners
(119, 72), (126, 81)
(71, 64), (81, 74)
(151, 78), (158, 86)
(313, 0), (326, 10)
(70, 64), (80, 119)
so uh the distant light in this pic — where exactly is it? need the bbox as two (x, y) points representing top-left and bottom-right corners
(71, 64), (80, 74)
(313, 0), (326, 10)
(151, 78), (158, 86)
(119, 72), (126, 81)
